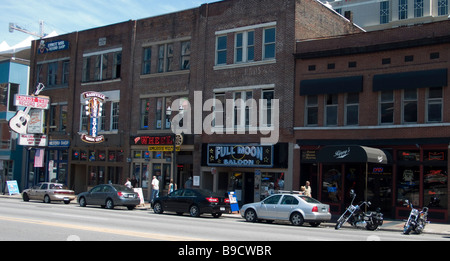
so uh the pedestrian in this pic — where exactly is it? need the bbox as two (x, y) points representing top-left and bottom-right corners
(131, 175), (138, 188)
(304, 181), (312, 197)
(184, 177), (193, 189)
(124, 178), (132, 189)
(168, 179), (177, 194)
(151, 176), (159, 200)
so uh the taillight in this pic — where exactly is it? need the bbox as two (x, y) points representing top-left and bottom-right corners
(312, 206), (318, 212)
(117, 192), (124, 197)
(224, 198), (230, 203)
(206, 197), (219, 203)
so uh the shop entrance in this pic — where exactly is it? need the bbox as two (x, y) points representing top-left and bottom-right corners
(229, 172), (254, 205)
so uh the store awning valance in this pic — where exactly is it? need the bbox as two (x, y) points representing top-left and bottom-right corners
(300, 76), (363, 96)
(373, 68), (448, 92)
(317, 145), (388, 164)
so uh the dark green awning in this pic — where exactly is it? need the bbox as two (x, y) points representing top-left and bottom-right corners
(373, 68), (448, 92)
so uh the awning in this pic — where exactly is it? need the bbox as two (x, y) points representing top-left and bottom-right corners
(300, 76), (363, 96)
(317, 145), (388, 164)
(373, 68), (448, 92)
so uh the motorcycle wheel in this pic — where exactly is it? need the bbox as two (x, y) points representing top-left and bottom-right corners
(335, 218), (345, 230)
(366, 224), (378, 231)
(403, 224), (412, 235)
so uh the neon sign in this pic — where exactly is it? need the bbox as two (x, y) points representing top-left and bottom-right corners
(81, 91), (105, 143)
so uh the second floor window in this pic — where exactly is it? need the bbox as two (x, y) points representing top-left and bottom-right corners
(216, 35), (228, 65)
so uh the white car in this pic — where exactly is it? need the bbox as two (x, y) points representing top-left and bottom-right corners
(241, 193), (331, 226)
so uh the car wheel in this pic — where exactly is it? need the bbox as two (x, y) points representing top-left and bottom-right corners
(105, 198), (114, 209)
(244, 209), (258, 223)
(290, 212), (304, 226)
(189, 205), (200, 217)
(153, 202), (163, 214)
(44, 195), (51, 204)
(79, 197), (87, 207)
(22, 193), (29, 202)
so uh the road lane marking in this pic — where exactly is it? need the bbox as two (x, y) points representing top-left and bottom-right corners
(0, 215), (207, 241)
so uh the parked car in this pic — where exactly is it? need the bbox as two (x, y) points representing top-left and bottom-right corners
(77, 184), (140, 210)
(152, 189), (230, 218)
(22, 182), (75, 204)
(241, 193), (331, 226)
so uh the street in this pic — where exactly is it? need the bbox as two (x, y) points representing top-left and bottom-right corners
(1, 197), (449, 243)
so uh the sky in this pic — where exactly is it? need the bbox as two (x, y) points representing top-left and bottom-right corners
(1, 0), (219, 47)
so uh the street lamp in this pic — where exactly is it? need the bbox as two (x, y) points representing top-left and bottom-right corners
(166, 105), (184, 186)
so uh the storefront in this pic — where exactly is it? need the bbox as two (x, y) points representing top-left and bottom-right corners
(130, 134), (193, 201)
(298, 142), (449, 222)
(25, 139), (70, 189)
(201, 143), (289, 205)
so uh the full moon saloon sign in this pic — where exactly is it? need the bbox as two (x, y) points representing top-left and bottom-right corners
(81, 91), (105, 143)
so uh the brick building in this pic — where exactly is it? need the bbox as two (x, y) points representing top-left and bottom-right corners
(26, 0), (361, 201)
(294, 20), (450, 222)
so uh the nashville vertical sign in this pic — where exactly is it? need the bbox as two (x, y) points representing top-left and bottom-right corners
(81, 91), (105, 143)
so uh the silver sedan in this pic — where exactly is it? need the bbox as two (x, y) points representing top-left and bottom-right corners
(241, 194), (331, 226)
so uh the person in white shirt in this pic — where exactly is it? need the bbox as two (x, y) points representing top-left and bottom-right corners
(151, 176), (159, 201)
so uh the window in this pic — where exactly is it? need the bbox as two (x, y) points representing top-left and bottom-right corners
(62, 60), (70, 85)
(158, 45), (165, 73)
(380, 90), (394, 124)
(233, 91), (255, 128)
(181, 41), (191, 70)
(263, 28), (276, 59)
(94, 54), (108, 81)
(414, 0), (424, 17)
(427, 87), (443, 123)
(113, 52), (121, 79)
(380, 1), (390, 24)
(438, 0), (448, 16)
(263, 195), (282, 204)
(403, 89), (417, 123)
(281, 195), (299, 205)
(235, 31), (254, 63)
(111, 102), (119, 130)
(140, 99), (150, 129)
(306, 95), (318, 126)
(216, 35), (227, 65)
(325, 94), (338, 126)
(60, 105), (68, 132)
(166, 44), (174, 72)
(345, 93), (359, 126)
(261, 90), (274, 127)
(399, 0), (408, 20)
(142, 47), (152, 74)
(47, 62), (58, 86)
(213, 93), (225, 128)
(82, 57), (90, 82)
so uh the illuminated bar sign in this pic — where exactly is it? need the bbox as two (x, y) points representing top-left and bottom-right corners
(207, 144), (273, 168)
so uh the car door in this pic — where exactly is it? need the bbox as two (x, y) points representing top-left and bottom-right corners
(179, 189), (197, 212)
(27, 184), (41, 200)
(164, 189), (184, 211)
(258, 194), (282, 219)
(36, 183), (48, 201)
(87, 185), (104, 205)
(276, 195), (299, 220)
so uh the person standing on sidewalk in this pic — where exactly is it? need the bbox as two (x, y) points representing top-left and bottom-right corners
(151, 176), (159, 201)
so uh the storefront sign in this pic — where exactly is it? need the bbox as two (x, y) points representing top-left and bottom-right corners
(148, 146), (180, 152)
(132, 135), (174, 146)
(14, 94), (50, 109)
(18, 134), (48, 147)
(81, 91), (105, 144)
(38, 40), (69, 54)
(207, 144), (273, 168)
(6, 180), (20, 195)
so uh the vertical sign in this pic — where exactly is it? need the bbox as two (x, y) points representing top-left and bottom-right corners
(228, 191), (240, 212)
(81, 92), (106, 143)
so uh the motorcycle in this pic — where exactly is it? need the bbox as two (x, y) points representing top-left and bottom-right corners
(335, 190), (384, 231)
(403, 199), (429, 235)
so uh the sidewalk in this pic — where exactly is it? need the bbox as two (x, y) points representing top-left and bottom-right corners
(3, 193), (450, 236)
(221, 212), (450, 236)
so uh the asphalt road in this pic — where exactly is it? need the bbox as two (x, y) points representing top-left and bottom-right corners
(1, 198), (449, 243)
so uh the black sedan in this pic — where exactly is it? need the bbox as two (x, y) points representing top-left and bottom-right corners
(77, 184), (140, 210)
(152, 189), (230, 218)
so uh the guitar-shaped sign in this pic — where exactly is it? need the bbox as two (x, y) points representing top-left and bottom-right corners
(9, 83), (45, 134)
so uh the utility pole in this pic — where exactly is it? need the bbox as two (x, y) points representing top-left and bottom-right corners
(9, 20), (47, 38)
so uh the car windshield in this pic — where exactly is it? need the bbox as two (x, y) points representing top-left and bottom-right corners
(299, 195), (321, 204)
(111, 184), (134, 192)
